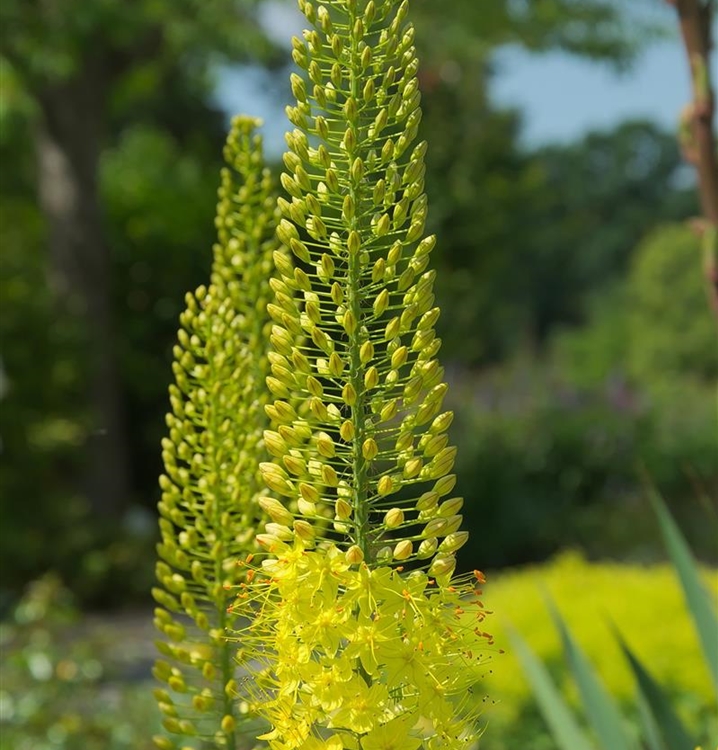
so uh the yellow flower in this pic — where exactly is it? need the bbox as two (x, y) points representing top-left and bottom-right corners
(234, 543), (491, 749)
(330, 679), (390, 733)
(359, 715), (422, 750)
(379, 637), (426, 688)
(300, 737), (344, 750)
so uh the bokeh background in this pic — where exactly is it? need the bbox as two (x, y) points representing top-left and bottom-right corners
(0, 1), (716, 748)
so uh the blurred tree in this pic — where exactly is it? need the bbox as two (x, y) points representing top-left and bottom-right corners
(409, 0), (681, 365)
(627, 223), (717, 382)
(423, 111), (695, 364)
(0, 0), (283, 520)
(553, 222), (717, 387)
(412, 0), (646, 65)
(519, 122), (695, 343)
(670, 0), (718, 315)
(0, 106), (223, 604)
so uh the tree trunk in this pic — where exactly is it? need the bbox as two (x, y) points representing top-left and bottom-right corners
(35, 75), (130, 520)
(672, 0), (718, 315)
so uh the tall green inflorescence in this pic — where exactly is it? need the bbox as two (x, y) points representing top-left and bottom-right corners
(153, 116), (279, 750)
(234, 2), (494, 748)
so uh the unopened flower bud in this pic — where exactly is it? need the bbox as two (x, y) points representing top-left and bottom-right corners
(345, 545), (364, 564)
(393, 540), (413, 560)
(384, 507), (405, 528)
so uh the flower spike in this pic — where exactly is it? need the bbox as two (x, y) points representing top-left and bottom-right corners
(153, 116), (280, 750)
(234, 2), (494, 747)
(262, 0), (463, 576)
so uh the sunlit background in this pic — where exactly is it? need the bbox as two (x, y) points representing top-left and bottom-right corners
(0, 0), (716, 748)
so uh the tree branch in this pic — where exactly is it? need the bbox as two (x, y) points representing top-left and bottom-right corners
(671, 0), (718, 315)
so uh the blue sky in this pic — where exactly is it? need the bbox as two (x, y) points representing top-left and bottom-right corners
(214, 2), (718, 157)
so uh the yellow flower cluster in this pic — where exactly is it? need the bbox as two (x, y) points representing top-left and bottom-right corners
(233, 539), (493, 750)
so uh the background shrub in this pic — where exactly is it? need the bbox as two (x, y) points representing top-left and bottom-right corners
(477, 551), (718, 750)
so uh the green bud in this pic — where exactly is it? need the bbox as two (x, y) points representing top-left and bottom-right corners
(308, 60), (322, 85)
(343, 194), (356, 222)
(343, 127), (357, 153)
(352, 18), (364, 40)
(343, 382), (357, 406)
(325, 166), (339, 192)
(372, 257), (386, 282)
(331, 62), (342, 87)
(373, 109), (388, 137)
(332, 416), (353, 442)
(362, 78), (375, 103)
(374, 213), (391, 237)
(290, 72), (307, 103)
(364, 366), (379, 389)
(328, 352), (344, 377)
(316, 115), (329, 141)
(317, 4), (332, 33)
(344, 96), (358, 123)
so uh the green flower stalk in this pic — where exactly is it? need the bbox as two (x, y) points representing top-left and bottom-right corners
(152, 116), (280, 750)
(233, 2), (495, 747)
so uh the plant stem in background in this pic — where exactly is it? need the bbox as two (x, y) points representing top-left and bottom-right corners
(669, 0), (718, 315)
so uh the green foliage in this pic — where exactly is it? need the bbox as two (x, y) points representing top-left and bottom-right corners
(0, 200), (89, 596)
(411, 0), (650, 68)
(406, 1), (663, 366)
(0, 117), (222, 606)
(101, 123), (224, 497)
(648, 489), (718, 699)
(554, 222), (717, 388)
(426, 117), (694, 362)
(449, 366), (717, 569)
(627, 223), (717, 383)
(0, 576), (161, 750)
(479, 552), (718, 750)
(152, 117), (280, 749)
(503, 624), (595, 750)
(0, 0), (278, 87)
(506, 496), (718, 750)
(548, 607), (635, 750)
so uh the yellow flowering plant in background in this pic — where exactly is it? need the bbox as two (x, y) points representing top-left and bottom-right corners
(482, 551), (718, 748)
(230, 0), (496, 747)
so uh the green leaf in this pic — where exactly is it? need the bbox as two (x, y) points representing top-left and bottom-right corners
(648, 488), (718, 699)
(506, 624), (594, 750)
(547, 599), (637, 750)
(614, 628), (696, 750)
(635, 688), (667, 750)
